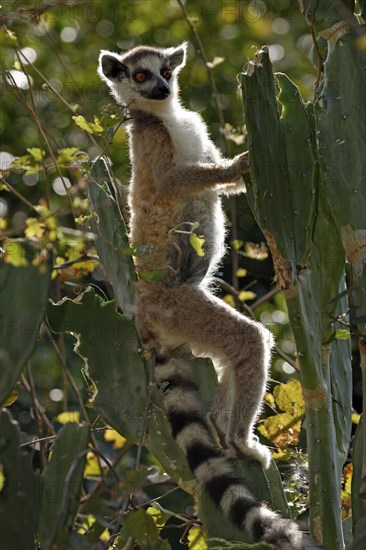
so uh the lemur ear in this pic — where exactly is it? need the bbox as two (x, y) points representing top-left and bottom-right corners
(98, 51), (128, 81)
(167, 42), (187, 70)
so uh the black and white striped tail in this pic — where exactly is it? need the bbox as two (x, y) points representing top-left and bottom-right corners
(155, 355), (320, 550)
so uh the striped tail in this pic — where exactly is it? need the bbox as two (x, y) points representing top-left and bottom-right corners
(155, 355), (320, 550)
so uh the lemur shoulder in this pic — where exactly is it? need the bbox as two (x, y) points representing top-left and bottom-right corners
(98, 43), (319, 550)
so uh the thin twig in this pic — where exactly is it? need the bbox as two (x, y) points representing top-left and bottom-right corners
(0, 176), (40, 213)
(309, 25), (324, 101)
(134, 355), (156, 469)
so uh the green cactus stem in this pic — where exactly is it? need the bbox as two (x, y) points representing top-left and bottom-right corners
(0, 240), (51, 404)
(38, 422), (90, 550)
(241, 47), (352, 548)
(0, 409), (40, 550)
(89, 157), (136, 317)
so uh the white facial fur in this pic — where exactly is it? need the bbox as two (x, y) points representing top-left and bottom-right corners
(98, 43), (187, 115)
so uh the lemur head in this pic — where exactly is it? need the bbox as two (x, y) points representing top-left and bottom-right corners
(98, 43), (187, 112)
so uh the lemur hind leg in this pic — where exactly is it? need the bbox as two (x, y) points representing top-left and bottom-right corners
(139, 282), (274, 469)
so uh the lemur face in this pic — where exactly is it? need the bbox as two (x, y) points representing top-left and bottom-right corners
(98, 44), (186, 107)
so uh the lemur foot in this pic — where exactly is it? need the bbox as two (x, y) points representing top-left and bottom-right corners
(225, 436), (272, 470)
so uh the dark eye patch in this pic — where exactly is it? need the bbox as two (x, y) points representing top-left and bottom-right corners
(161, 67), (172, 80)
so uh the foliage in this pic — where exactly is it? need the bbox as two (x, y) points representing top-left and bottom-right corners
(0, 1), (365, 549)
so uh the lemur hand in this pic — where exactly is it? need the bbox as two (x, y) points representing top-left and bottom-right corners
(227, 152), (250, 180)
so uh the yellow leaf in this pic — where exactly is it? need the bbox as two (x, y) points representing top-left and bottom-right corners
(99, 528), (110, 541)
(27, 148), (45, 162)
(343, 463), (353, 495)
(146, 506), (170, 527)
(56, 411), (80, 424)
(84, 452), (101, 477)
(0, 218), (7, 231)
(72, 115), (104, 134)
(4, 390), (18, 406)
(231, 239), (243, 250)
(190, 232), (205, 257)
(236, 267), (247, 277)
(273, 379), (305, 413)
(104, 428), (127, 449)
(77, 514), (96, 534)
(25, 217), (45, 239)
(3, 241), (28, 266)
(352, 413), (361, 425)
(222, 294), (236, 308)
(264, 392), (275, 407)
(260, 412), (302, 449)
(238, 290), (256, 302)
(188, 526), (207, 550)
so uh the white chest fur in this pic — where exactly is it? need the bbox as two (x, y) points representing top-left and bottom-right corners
(159, 108), (214, 163)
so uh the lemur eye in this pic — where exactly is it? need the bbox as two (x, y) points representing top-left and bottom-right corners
(135, 72), (146, 82)
(162, 68), (172, 80)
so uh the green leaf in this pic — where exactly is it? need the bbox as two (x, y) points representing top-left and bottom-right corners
(190, 232), (205, 257)
(146, 506), (170, 528)
(138, 269), (165, 283)
(120, 509), (159, 549)
(57, 147), (88, 165)
(334, 329), (351, 340)
(27, 147), (45, 162)
(72, 115), (104, 134)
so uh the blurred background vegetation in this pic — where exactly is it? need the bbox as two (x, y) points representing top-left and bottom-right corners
(0, 1), (363, 548)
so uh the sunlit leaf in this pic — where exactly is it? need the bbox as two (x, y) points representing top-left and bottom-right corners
(238, 290), (256, 302)
(138, 269), (165, 283)
(84, 452), (102, 477)
(334, 329), (351, 340)
(188, 526), (207, 550)
(27, 147), (45, 162)
(190, 232), (205, 257)
(223, 294), (235, 308)
(231, 239), (243, 250)
(146, 506), (170, 528)
(2, 241), (28, 266)
(56, 411), (81, 424)
(273, 379), (304, 412)
(24, 217), (45, 239)
(236, 268), (247, 277)
(343, 463), (352, 495)
(72, 115), (104, 134)
(104, 428), (127, 449)
(3, 390), (18, 407)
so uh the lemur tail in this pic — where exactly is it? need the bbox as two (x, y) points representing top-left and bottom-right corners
(155, 355), (320, 550)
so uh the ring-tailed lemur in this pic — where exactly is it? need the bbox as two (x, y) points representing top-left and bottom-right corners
(98, 43), (319, 549)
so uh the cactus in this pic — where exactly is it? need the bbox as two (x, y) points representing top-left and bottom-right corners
(0, 409), (40, 550)
(47, 287), (195, 485)
(0, 240), (52, 404)
(38, 422), (90, 550)
(89, 158), (136, 317)
(241, 47), (353, 548)
(301, 1), (366, 542)
(48, 159), (292, 543)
